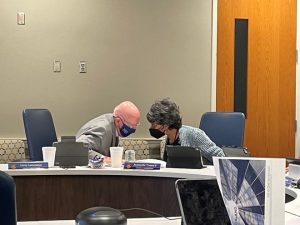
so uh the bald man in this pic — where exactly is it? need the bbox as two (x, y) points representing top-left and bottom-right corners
(76, 101), (140, 156)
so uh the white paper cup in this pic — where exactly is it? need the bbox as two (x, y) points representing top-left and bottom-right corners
(110, 147), (124, 168)
(42, 147), (56, 167)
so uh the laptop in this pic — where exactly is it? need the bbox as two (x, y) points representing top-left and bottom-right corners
(175, 179), (231, 225)
(166, 145), (204, 169)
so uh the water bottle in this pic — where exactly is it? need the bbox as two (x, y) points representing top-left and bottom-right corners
(125, 150), (135, 162)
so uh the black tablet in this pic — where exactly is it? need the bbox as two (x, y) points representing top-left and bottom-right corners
(166, 145), (204, 169)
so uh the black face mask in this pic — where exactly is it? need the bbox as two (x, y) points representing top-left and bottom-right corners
(149, 128), (165, 139)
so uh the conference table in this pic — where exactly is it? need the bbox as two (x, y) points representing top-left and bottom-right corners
(1, 164), (300, 224)
(0, 164), (216, 221)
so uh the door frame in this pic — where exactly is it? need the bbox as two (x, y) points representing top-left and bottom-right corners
(210, 0), (218, 112)
(296, 0), (300, 157)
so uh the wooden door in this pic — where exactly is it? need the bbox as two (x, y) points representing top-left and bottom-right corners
(217, 0), (296, 157)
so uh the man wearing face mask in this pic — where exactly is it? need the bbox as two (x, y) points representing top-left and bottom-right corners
(76, 101), (140, 157)
(147, 98), (225, 163)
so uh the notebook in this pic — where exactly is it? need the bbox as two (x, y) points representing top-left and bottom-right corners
(165, 145), (204, 169)
(175, 179), (231, 225)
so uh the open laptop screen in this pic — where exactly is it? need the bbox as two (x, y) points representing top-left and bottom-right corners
(175, 179), (231, 225)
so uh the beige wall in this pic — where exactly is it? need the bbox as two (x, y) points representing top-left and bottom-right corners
(0, 0), (213, 138)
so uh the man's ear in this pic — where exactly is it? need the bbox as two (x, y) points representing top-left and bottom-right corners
(115, 117), (122, 127)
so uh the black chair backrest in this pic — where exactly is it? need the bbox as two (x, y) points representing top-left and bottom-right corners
(0, 171), (17, 225)
(22, 109), (57, 161)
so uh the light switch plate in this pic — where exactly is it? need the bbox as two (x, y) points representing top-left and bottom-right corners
(17, 12), (25, 25)
(53, 60), (61, 72)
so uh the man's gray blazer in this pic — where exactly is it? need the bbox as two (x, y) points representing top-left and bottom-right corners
(76, 113), (118, 156)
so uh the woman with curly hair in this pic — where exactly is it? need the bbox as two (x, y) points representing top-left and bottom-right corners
(147, 98), (224, 163)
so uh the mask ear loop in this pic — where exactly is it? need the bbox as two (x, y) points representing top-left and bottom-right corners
(113, 116), (123, 137)
(161, 124), (169, 133)
(114, 116), (124, 127)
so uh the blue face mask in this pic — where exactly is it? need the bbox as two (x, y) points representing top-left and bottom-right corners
(119, 123), (136, 137)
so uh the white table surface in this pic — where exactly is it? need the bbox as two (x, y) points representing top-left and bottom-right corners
(0, 164), (216, 179)
(285, 187), (300, 224)
(18, 218), (182, 225)
(17, 214), (300, 225)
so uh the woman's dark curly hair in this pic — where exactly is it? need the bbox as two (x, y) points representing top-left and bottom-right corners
(146, 98), (182, 129)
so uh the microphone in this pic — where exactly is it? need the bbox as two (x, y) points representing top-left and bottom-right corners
(76, 206), (127, 225)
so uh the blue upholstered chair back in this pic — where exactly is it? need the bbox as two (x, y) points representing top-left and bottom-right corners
(0, 171), (17, 225)
(199, 112), (245, 147)
(22, 109), (57, 161)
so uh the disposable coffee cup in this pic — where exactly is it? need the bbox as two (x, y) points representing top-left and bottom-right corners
(110, 147), (124, 168)
(42, 146), (56, 167)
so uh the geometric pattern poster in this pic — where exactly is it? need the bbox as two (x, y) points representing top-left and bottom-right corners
(218, 159), (266, 225)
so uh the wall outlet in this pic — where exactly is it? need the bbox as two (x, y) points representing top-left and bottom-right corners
(79, 61), (87, 73)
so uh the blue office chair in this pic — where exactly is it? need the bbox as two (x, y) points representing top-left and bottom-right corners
(199, 112), (245, 147)
(22, 109), (57, 161)
(0, 171), (17, 225)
